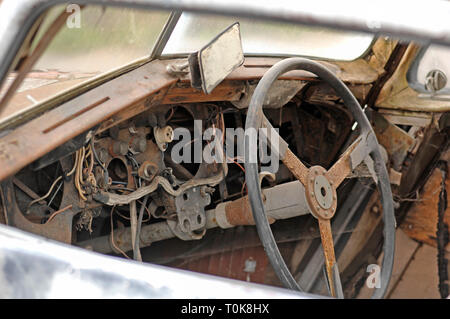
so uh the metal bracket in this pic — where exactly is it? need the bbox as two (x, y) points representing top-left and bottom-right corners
(169, 186), (211, 240)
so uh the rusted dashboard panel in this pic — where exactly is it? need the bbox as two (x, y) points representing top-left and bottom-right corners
(0, 56), (379, 181)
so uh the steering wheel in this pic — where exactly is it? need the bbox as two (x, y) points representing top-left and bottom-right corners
(244, 58), (396, 299)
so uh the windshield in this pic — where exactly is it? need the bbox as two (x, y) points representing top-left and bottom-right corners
(0, 7), (373, 124)
(1, 5), (169, 121)
(163, 12), (374, 60)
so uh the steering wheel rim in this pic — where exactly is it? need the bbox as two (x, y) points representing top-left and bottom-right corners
(244, 58), (395, 299)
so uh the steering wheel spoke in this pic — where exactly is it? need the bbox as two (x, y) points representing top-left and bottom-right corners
(327, 131), (377, 188)
(260, 115), (310, 185)
(317, 218), (343, 298)
(282, 148), (310, 186)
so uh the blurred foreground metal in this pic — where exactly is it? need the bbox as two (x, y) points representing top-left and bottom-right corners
(0, 223), (317, 298)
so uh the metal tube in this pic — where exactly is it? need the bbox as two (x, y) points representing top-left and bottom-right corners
(215, 180), (310, 228)
(78, 180), (311, 254)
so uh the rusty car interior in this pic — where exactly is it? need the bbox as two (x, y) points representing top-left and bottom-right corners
(0, 2), (448, 299)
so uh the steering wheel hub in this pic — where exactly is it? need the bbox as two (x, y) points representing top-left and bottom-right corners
(305, 166), (337, 220)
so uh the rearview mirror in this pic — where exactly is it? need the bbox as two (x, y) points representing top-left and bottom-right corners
(189, 23), (244, 94)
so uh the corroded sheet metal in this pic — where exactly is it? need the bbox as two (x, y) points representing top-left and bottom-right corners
(401, 163), (450, 252)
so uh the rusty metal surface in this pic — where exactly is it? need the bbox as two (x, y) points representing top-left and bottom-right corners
(297, 179), (375, 294)
(0, 156), (84, 244)
(325, 137), (362, 187)
(0, 178), (77, 244)
(0, 59), (177, 181)
(317, 218), (338, 297)
(364, 41), (408, 108)
(401, 162), (450, 252)
(80, 180), (313, 254)
(281, 142), (343, 296)
(225, 196), (256, 226)
(281, 148), (309, 185)
(305, 166), (337, 220)
(370, 110), (414, 171)
(232, 80), (307, 109)
(0, 58), (366, 185)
